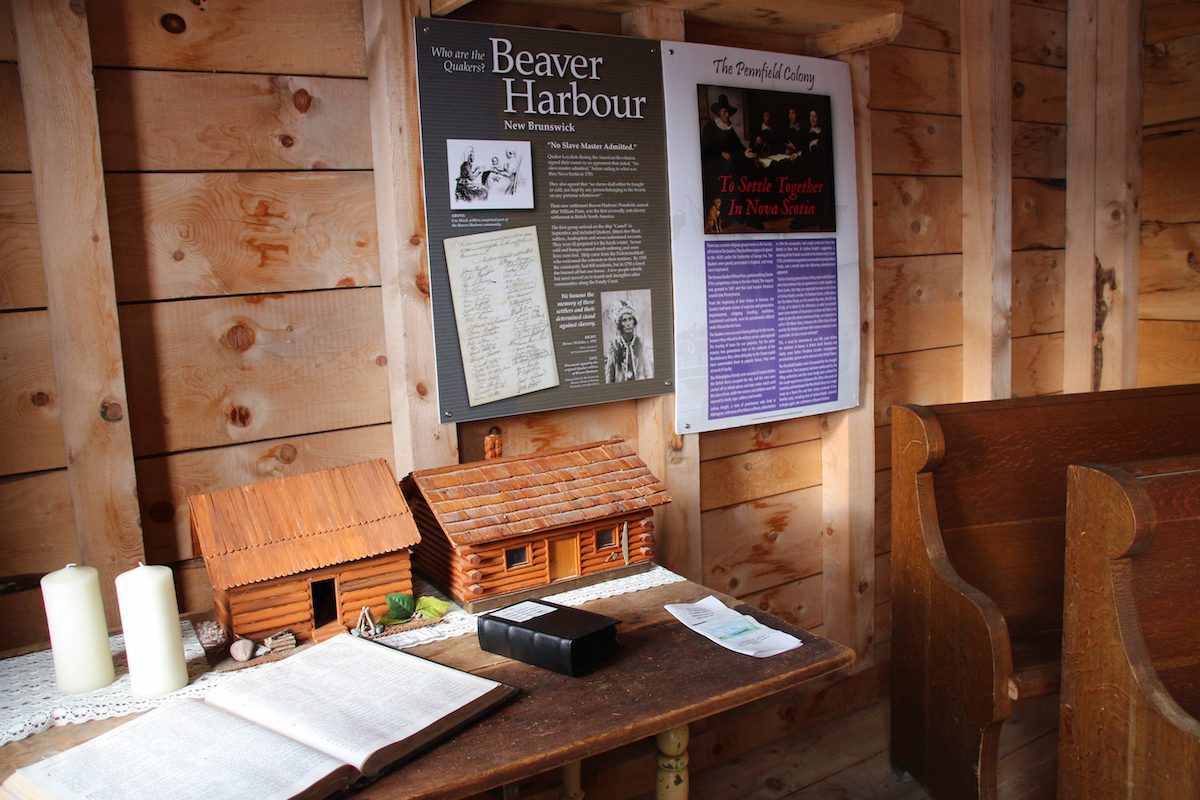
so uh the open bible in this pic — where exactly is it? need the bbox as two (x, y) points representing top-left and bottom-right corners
(2, 634), (517, 800)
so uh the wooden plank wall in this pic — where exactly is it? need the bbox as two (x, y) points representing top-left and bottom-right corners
(869, 0), (1067, 661)
(0, 0), (1195, 777)
(1139, 1), (1200, 385)
(0, 0), (397, 645)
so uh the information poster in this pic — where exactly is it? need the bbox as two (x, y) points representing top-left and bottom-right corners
(415, 19), (674, 423)
(661, 42), (860, 433)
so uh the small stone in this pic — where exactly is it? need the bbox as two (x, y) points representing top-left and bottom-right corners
(230, 638), (256, 662)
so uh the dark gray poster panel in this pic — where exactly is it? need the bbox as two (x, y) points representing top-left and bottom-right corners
(415, 19), (673, 423)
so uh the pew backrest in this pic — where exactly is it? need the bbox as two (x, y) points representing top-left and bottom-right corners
(1059, 455), (1200, 799)
(890, 383), (1200, 800)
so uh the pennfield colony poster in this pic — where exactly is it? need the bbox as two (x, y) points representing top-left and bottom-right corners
(662, 42), (861, 433)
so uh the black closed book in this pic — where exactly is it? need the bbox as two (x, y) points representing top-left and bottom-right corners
(477, 600), (621, 676)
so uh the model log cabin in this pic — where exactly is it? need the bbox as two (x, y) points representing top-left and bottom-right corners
(404, 440), (670, 611)
(189, 459), (420, 643)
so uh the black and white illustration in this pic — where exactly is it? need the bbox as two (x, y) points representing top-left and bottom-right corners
(447, 139), (534, 210)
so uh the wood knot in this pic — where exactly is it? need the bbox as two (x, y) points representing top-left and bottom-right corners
(292, 89), (313, 113)
(100, 401), (124, 422)
(160, 13), (186, 33)
(30, 391), (50, 407)
(408, 235), (422, 247)
(858, 580), (870, 594)
(336, 277), (356, 288)
(275, 444), (298, 464)
(172, 249), (186, 262)
(728, 577), (740, 590)
(279, 134), (295, 148)
(1012, 81), (1025, 98)
(228, 405), (252, 427)
(415, 272), (431, 296)
(416, 381), (428, 397)
(223, 324), (256, 352)
(148, 501), (175, 523)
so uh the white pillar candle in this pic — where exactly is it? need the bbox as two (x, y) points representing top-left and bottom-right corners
(40, 564), (116, 694)
(115, 563), (189, 698)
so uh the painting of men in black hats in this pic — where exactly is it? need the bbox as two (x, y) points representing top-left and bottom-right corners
(697, 85), (836, 234)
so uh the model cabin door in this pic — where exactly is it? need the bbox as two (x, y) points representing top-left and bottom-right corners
(311, 577), (339, 628)
(548, 535), (580, 581)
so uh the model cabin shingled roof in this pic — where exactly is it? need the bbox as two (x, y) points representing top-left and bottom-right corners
(189, 459), (420, 591)
(405, 440), (670, 547)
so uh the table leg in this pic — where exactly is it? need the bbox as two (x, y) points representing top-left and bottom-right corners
(655, 725), (689, 800)
(560, 760), (585, 800)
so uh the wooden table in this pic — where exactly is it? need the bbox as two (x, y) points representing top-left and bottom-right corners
(359, 579), (853, 799)
(0, 579), (853, 800)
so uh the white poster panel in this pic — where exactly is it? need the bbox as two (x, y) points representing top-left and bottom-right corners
(661, 42), (860, 434)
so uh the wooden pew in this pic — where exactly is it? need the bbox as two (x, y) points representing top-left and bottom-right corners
(1059, 456), (1200, 799)
(890, 384), (1200, 800)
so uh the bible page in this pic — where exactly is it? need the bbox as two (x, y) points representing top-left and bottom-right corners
(204, 634), (508, 775)
(7, 699), (349, 800)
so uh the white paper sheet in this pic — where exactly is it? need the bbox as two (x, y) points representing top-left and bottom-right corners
(664, 595), (802, 658)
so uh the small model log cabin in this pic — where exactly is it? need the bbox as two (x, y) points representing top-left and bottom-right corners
(189, 459), (421, 643)
(403, 440), (670, 611)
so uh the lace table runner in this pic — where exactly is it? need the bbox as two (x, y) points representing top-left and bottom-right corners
(0, 565), (685, 745)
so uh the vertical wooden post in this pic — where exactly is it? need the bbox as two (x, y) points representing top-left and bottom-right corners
(363, 0), (459, 475)
(1065, 0), (1142, 392)
(11, 0), (144, 616)
(1063, 0), (1099, 393)
(623, 8), (703, 584)
(822, 51), (876, 663)
(1094, 0), (1142, 390)
(960, 0), (1012, 401)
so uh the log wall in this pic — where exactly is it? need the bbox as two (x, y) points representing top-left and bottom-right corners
(0, 0), (1196, 791)
(1139, 3), (1200, 384)
(867, 0), (1068, 667)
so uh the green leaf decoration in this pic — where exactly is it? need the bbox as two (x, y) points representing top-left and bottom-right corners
(415, 596), (452, 619)
(385, 592), (415, 621)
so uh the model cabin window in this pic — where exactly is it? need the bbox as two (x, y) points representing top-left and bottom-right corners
(505, 545), (530, 569)
(595, 528), (617, 549)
